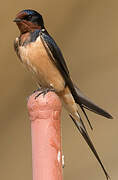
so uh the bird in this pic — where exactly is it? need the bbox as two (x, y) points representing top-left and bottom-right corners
(13, 9), (113, 179)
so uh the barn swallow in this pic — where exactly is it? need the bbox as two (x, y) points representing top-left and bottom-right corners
(13, 9), (113, 179)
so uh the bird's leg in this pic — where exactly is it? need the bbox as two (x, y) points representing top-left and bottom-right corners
(35, 87), (55, 99)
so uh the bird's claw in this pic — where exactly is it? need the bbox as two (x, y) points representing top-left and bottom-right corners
(34, 88), (55, 99)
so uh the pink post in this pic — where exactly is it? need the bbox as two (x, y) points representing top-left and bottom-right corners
(27, 91), (63, 180)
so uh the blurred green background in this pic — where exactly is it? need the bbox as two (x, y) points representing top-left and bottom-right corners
(0, 0), (118, 179)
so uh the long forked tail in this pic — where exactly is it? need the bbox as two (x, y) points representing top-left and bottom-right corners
(69, 114), (111, 180)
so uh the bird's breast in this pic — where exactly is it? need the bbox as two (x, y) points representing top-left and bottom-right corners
(18, 35), (65, 92)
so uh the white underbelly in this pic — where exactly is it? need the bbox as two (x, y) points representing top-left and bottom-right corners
(19, 36), (65, 92)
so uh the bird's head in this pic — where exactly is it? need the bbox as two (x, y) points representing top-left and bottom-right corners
(13, 9), (44, 34)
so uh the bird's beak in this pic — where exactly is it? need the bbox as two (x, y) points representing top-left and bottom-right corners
(13, 18), (22, 22)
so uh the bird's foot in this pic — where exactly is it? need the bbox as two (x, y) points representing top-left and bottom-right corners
(34, 88), (55, 99)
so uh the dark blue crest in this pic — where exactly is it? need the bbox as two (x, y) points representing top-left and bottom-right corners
(22, 9), (41, 16)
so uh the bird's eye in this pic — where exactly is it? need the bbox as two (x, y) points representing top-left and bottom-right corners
(28, 15), (32, 19)
(24, 15), (32, 21)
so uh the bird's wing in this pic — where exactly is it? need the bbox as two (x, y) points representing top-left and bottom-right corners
(40, 30), (70, 77)
(40, 30), (79, 100)
(40, 30), (113, 120)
